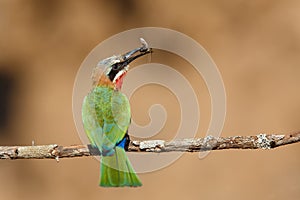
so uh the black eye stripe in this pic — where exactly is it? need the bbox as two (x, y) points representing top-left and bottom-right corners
(108, 68), (118, 81)
(108, 62), (125, 81)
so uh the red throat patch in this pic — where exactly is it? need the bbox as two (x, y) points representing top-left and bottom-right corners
(115, 71), (127, 90)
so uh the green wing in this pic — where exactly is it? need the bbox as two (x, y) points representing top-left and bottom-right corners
(101, 90), (131, 151)
(82, 93), (103, 148)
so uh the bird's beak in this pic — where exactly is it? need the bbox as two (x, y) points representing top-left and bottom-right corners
(121, 38), (152, 66)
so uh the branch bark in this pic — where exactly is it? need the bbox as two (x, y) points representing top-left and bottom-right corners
(1, 132), (299, 160)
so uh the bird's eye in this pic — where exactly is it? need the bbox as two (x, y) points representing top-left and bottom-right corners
(112, 62), (124, 70)
(112, 63), (120, 70)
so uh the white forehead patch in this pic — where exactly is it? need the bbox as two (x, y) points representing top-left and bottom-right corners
(98, 55), (120, 67)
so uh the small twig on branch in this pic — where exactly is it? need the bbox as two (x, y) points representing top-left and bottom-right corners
(0, 132), (299, 160)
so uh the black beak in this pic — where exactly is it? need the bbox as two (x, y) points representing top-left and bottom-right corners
(108, 38), (152, 82)
(121, 38), (152, 66)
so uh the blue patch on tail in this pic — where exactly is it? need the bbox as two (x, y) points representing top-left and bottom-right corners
(116, 137), (126, 149)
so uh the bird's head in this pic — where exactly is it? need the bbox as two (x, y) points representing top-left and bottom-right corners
(92, 38), (152, 90)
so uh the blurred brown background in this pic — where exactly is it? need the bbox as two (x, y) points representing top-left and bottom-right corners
(0, 0), (299, 200)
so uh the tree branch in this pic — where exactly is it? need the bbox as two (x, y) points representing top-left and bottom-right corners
(1, 132), (299, 160)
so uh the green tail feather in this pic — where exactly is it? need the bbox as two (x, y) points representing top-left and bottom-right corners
(100, 147), (142, 187)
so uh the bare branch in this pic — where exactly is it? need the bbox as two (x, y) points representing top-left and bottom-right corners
(1, 132), (299, 160)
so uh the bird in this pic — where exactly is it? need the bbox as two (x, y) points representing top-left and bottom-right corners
(82, 38), (151, 187)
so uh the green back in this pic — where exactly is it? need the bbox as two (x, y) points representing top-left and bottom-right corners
(82, 86), (131, 153)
